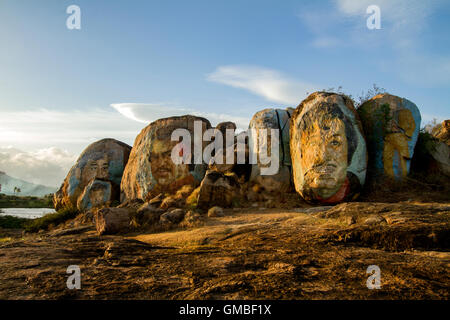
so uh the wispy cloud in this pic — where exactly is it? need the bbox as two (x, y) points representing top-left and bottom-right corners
(0, 146), (77, 187)
(206, 65), (319, 105)
(0, 108), (143, 154)
(111, 103), (251, 131)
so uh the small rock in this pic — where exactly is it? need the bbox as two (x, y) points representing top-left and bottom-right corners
(95, 208), (131, 235)
(363, 215), (387, 225)
(208, 206), (224, 217)
(149, 194), (164, 206)
(160, 209), (185, 224)
(346, 216), (356, 225)
(160, 196), (184, 210)
(184, 210), (202, 224)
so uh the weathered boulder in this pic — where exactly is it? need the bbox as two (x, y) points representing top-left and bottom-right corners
(208, 206), (224, 217)
(121, 115), (211, 202)
(358, 93), (421, 179)
(248, 108), (294, 192)
(411, 133), (450, 178)
(94, 207), (131, 235)
(196, 170), (241, 209)
(160, 209), (185, 224)
(77, 180), (112, 211)
(54, 139), (131, 211)
(215, 121), (237, 139)
(290, 92), (367, 204)
(432, 120), (450, 146)
(132, 202), (164, 226)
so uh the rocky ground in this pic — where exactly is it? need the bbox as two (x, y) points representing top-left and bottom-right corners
(1, 193), (449, 300)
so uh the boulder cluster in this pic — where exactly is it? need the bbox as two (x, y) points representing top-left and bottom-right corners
(53, 92), (449, 234)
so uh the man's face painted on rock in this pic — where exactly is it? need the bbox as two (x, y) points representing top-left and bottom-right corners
(82, 156), (109, 184)
(150, 139), (177, 186)
(300, 117), (348, 199)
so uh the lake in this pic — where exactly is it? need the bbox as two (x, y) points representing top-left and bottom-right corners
(0, 208), (55, 219)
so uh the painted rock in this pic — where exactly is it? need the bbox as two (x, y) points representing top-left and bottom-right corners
(248, 108), (294, 192)
(53, 138), (131, 211)
(290, 92), (367, 204)
(358, 93), (421, 179)
(77, 180), (112, 211)
(432, 120), (450, 146)
(120, 115), (211, 202)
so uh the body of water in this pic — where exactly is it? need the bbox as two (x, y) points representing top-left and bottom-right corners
(0, 208), (55, 219)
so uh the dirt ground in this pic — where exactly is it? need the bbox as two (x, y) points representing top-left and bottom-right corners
(0, 197), (449, 300)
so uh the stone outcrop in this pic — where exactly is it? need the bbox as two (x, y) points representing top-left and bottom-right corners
(248, 108), (294, 192)
(196, 170), (241, 209)
(358, 93), (421, 179)
(53, 139), (131, 211)
(432, 120), (450, 146)
(290, 92), (367, 204)
(94, 207), (131, 235)
(411, 133), (450, 178)
(120, 115), (211, 202)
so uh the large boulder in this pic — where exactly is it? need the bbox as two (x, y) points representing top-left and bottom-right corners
(358, 93), (421, 179)
(411, 133), (450, 178)
(53, 139), (131, 211)
(248, 108), (294, 192)
(120, 115), (211, 202)
(196, 170), (241, 209)
(290, 92), (367, 204)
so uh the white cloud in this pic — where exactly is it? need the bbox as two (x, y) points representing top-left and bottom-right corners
(298, 0), (450, 86)
(111, 103), (251, 131)
(206, 65), (319, 105)
(0, 107), (142, 154)
(0, 146), (77, 187)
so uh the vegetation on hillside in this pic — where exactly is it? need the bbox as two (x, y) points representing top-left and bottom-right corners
(0, 193), (53, 208)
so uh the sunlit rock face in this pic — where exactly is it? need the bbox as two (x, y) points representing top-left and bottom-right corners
(432, 120), (450, 146)
(249, 108), (294, 193)
(358, 94), (421, 179)
(53, 139), (131, 211)
(290, 92), (367, 204)
(120, 115), (211, 202)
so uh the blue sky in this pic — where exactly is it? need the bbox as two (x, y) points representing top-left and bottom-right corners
(0, 0), (449, 187)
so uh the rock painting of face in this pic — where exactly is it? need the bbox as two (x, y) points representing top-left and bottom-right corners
(81, 155), (109, 185)
(291, 96), (364, 204)
(88, 183), (109, 208)
(300, 116), (348, 199)
(150, 139), (177, 186)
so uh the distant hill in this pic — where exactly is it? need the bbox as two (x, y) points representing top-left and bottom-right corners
(0, 171), (57, 197)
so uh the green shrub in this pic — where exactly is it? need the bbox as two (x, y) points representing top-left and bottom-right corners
(0, 215), (29, 229)
(24, 206), (79, 233)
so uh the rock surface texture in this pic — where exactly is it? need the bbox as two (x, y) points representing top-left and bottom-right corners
(432, 120), (450, 146)
(290, 92), (367, 204)
(358, 93), (421, 179)
(196, 170), (241, 209)
(120, 115), (211, 202)
(53, 139), (131, 211)
(1, 200), (449, 299)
